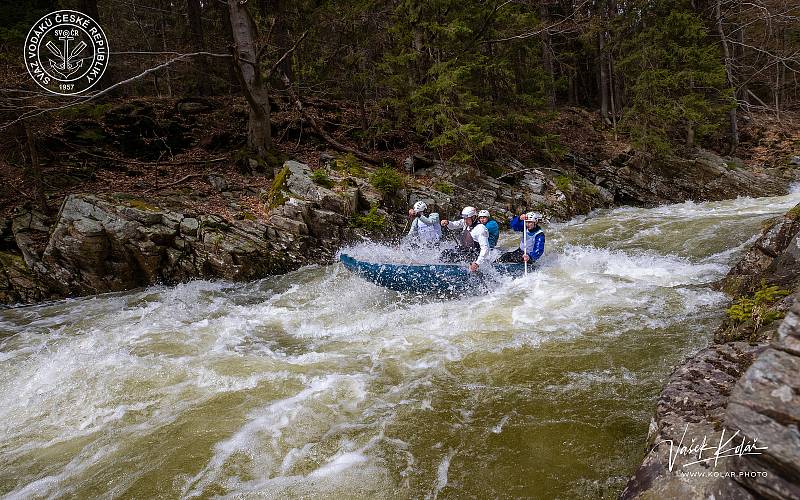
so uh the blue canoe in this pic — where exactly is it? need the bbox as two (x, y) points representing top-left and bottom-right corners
(339, 253), (529, 295)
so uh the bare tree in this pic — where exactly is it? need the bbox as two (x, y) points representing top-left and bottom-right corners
(227, 0), (272, 155)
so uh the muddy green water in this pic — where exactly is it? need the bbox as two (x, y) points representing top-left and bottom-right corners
(0, 193), (796, 499)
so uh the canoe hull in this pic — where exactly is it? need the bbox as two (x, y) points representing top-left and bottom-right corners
(339, 254), (527, 295)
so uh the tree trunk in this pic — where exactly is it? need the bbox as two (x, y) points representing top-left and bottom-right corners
(568, 68), (577, 105)
(715, 0), (739, 153)
(160, 5), (173, 97)
(598, 32), (610, 124)
(540, 3), (555, 109)
(187, 0), (212, 96)
(23, 122), (49, 215)
(79, 0), (119, 93)
(227, 0), (271, 155)
(218, 1), (240, 94)
(608, 55), (617, 130)
(261, 0), (293, 84)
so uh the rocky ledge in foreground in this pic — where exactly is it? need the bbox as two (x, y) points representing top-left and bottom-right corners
(0, 193), (308, 304)
(621, 308), (800, 499)
(622, 202), (800, 499)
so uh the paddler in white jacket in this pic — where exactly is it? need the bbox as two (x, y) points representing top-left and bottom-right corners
(406, 201), (442, 244)
(439, 206), (491, 272)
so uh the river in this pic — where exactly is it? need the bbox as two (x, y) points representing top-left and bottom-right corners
(1, 192), (796, 499)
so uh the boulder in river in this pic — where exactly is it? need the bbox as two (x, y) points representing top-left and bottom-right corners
(721, 202), (800, 297)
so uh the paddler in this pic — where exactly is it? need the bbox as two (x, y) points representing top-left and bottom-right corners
(439, 206), (490, 272)
(478, 209), (499, 249)
(497, 211), (545, 263)
(406, 201), (442, 244)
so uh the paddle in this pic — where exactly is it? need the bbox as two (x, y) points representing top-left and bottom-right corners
(523, 221), (528, 276)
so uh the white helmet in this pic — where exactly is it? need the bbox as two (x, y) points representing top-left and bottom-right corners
(461, 206), (477, 219)
(413, 201), (428, 213)
(525, 211), (542, 222)
(478, 209), (490, 218)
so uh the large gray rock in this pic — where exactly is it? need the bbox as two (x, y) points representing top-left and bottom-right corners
(36, 194), (309, 298)
(620, 342), (764, 499)
(0, 251), (50, 304)
(11, 210), (51, 273)
(624, 300), (800, 500)
(282, 160), (349, 215)
(721, 203), (800, 297)
(569, 149), (786, 208)
(726, 300), (800, 499)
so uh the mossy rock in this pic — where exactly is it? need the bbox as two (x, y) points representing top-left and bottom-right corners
(555, 175), (573, 192)
(370, 167), (405, 195)
(126, 199), (160, 212)
(0, 251), (26, 269)
(113, 194), (160, 212)
(786, 204), (800, 221)
(266, 166), (290, 209)
(62, 120), (109, 145)
(56, 102), (115, 121)
(311, 169), (334, 188)
(263, 147), (288, 171)
(351, 206), (386, 232)
(333, 153), (367, 178)
(433, 181), (454, 195)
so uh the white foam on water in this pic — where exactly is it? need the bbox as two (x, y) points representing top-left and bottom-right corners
(182, 373), (370, 498)
(428, 448), (457, 500)
(491, 415), (510, 434)
(3, 443), (119, 500)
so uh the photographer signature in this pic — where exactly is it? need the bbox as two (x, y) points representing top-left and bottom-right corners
(654, 424), (768, 471)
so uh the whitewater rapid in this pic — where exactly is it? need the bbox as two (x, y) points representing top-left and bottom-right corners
(0, 193), (796, 498)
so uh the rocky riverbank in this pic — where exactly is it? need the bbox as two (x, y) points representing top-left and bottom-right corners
(0, 143), (790, 306)
(621, 201), (800, 499)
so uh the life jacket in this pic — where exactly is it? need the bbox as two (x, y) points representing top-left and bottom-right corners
(460, 223), (481, 250)
(519, 228), (543, 254)
(417, 217), (442, 241)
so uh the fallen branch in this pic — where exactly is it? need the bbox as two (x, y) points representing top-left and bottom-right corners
(61, 142), (229, 166)
(280, 72), (386, 166)
(746, 89), (770, 109)
(145, 173), (208, 192)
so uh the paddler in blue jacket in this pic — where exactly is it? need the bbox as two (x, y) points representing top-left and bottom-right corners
(498, 211), (545, 263)
(478, 209), (499, 249)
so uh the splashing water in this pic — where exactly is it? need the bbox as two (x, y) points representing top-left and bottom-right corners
(340, 238), (460, 265)
(1, 192), (796, 499)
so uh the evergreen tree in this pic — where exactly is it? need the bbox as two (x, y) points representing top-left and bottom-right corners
(619, 0), (732, 154)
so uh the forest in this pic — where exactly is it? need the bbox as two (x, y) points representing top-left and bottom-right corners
(2, 0), (798, 183)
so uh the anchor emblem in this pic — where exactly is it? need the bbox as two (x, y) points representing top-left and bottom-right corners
(46, 34), (87, 79)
